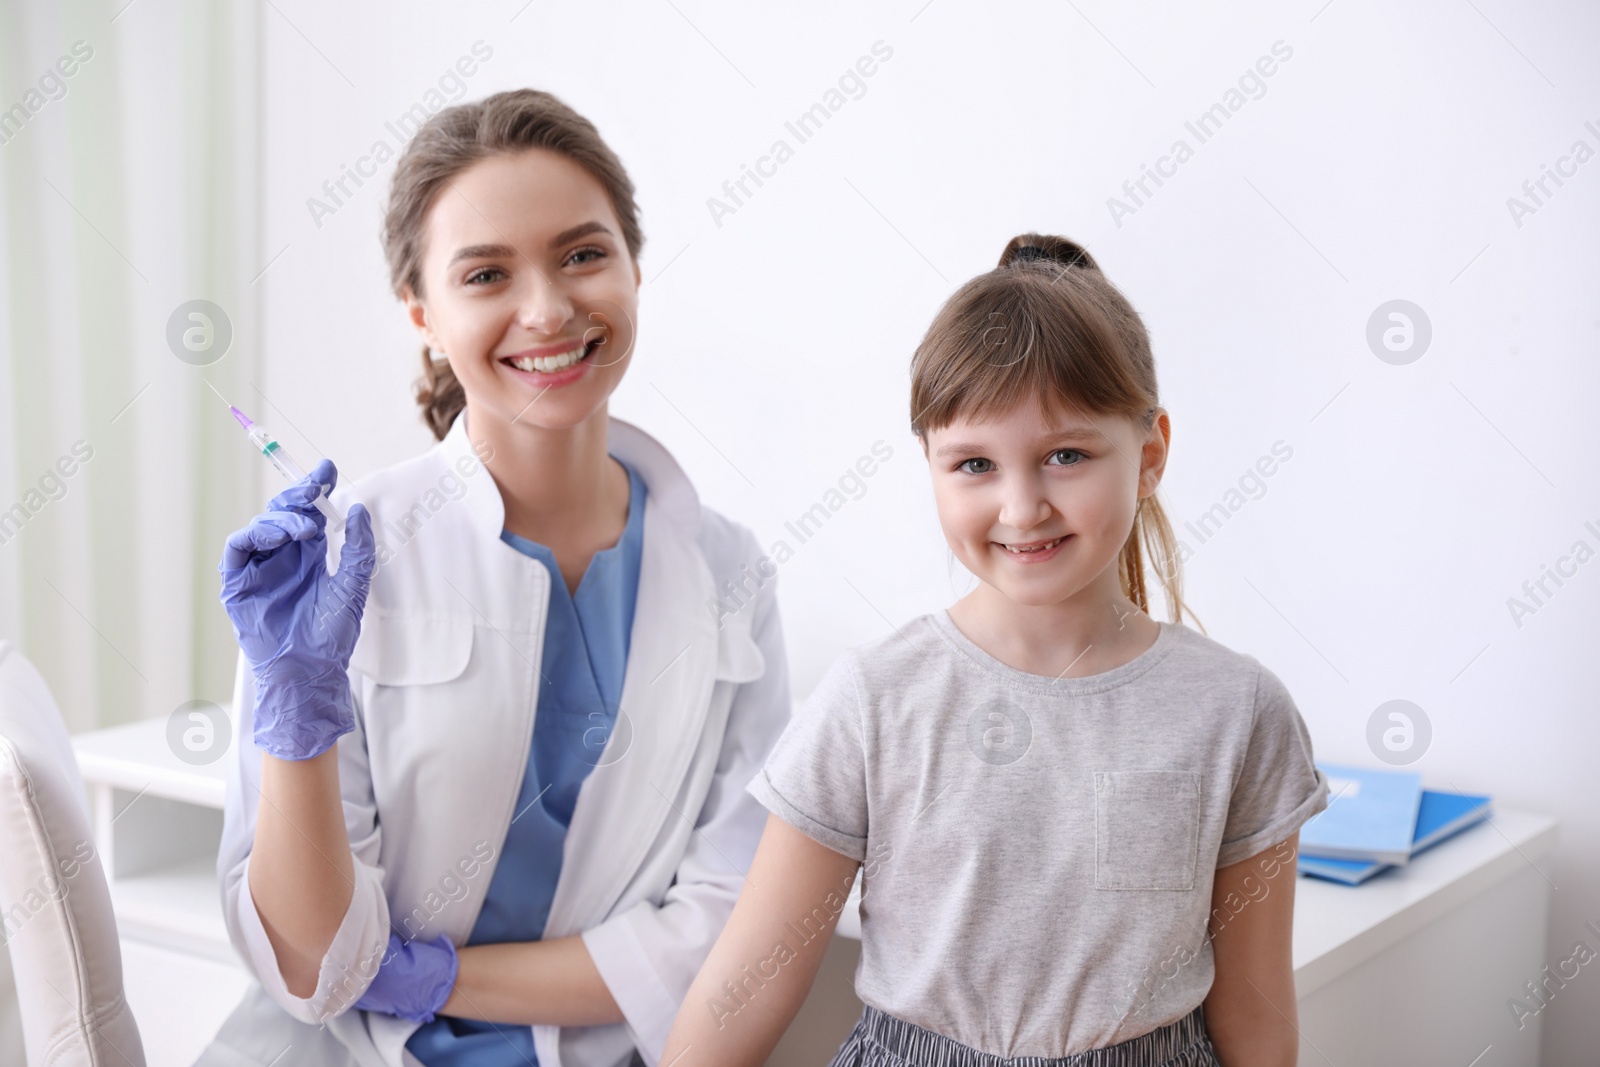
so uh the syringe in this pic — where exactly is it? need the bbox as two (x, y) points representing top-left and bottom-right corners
(230, 406), (345, 535)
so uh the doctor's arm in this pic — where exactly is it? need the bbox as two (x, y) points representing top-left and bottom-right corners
(218, 651), (393, 1021)
(251, 746), (355, 995)
(1201, 833), (1301, 1066)
(217, 485), (392, 1022)
(440, 933), (622, 1025)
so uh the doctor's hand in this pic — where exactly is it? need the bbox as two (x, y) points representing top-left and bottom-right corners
(219, 458), (376, 761)
(355, 932), (460, 1024)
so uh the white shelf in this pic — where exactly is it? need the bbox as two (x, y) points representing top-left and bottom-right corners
(65, 717), (247, 1065)
(72, 716), (229, 810)
(109, 855), (238, 966)
(71, 717), (236, 966)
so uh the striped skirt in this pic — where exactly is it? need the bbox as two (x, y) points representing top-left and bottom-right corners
(825, 1003), (1221, 1067)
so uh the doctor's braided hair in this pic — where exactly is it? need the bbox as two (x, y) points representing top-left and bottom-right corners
(909, 233), (1202, 630)
(381, 89), (645, 440)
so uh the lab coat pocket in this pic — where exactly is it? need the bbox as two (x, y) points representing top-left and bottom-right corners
(350, 614), (478, 779)
(349, 613), (474, 686)
(1093, 769), (1200, 891)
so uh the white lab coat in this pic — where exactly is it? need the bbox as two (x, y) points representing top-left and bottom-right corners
(198, 411), (791, 1067)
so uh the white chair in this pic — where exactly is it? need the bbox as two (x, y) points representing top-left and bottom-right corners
(0, 639), (145, 1066)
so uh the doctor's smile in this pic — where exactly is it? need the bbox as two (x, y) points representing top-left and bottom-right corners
(500, 337), (598, 373)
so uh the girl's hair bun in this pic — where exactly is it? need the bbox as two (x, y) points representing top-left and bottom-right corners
(998, 233), (1099, 272)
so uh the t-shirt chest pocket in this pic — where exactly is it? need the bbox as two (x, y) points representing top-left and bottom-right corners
(1092, 769), (1201, 891)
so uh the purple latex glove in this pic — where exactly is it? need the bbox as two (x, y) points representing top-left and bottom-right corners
(218, 458), (375, 761)
(355, 932), (460, 1023)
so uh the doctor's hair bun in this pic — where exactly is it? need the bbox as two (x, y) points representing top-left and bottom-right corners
(998, 233), (1099, 272)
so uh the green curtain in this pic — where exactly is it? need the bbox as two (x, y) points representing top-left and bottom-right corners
(1, 0), (263, 732)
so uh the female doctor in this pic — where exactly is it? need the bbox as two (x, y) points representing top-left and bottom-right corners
(201, 89), (792, 1067)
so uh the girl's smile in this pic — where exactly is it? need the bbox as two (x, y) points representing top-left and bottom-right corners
(996, 533), (1070, 562)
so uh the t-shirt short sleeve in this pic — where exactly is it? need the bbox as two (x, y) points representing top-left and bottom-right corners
(1216, 664), (1330, 868)
(745, 654), (868, 862)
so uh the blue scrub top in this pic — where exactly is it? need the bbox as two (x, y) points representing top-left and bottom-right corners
(407, 456), (647, 1066)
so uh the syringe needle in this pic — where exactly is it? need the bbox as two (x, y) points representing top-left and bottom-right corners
(229, 405), (346, 534)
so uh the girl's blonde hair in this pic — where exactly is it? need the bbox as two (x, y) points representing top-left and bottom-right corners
(381, 89), (645, 440)
(909, 233), (1202, 630)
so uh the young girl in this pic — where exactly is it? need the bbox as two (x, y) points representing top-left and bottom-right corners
(661, 234), (1330, 1067)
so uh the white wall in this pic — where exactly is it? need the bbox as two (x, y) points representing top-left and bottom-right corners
(258, 2), (1599, 1061)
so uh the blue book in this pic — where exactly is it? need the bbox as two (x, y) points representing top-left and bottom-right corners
(1299, 763), (1424, 865)
(1299, 789), (1494, 885)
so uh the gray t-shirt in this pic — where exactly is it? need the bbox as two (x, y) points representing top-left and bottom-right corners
(745, 610), (1330, 1057)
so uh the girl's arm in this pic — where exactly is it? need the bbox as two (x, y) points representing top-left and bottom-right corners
(1202, 831), (1302, 1066)
(660, 813), (862, 1067)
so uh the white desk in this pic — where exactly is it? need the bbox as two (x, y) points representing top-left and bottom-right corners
(73, 718), (1555, 1067)
(1290, 809), (1555, 1065)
